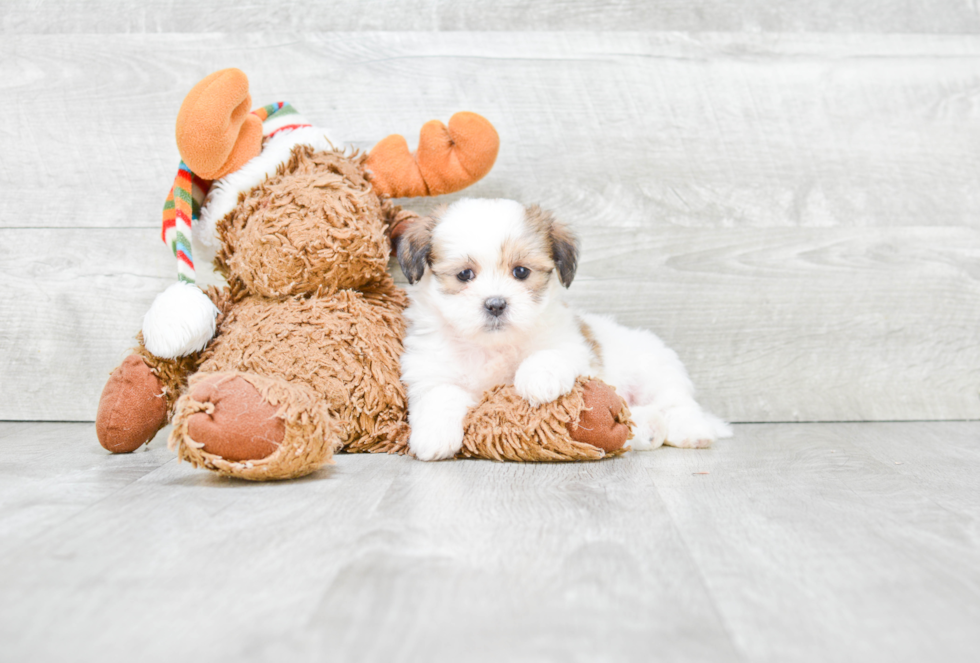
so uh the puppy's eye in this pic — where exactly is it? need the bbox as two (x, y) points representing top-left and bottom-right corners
(512, 266), (530, 280)
(456, 269), (475, 282)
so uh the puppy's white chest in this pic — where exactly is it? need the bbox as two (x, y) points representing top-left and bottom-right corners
(456, 345), (524, 396)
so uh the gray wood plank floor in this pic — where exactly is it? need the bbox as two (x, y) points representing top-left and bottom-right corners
(2, 421), (978, 663)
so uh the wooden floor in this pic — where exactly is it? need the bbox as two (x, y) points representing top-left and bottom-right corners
(2, 421), (978, 662)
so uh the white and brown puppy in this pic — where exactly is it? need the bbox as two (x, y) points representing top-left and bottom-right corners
(397, 198), (731, 461)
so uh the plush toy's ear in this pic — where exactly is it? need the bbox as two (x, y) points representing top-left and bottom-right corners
(175, 68), (264, 180)
(395, 216), (436, 285)
(525, 205), (579, 288)
(366, 112), (499, 198)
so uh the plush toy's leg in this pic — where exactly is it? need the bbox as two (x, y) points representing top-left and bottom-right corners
(95, 344), (200, 454)
(458, 377), (633, 462)
(95, 355), (169, 453)
(169, 371), (340, 480)
(95, 286), (232, 454)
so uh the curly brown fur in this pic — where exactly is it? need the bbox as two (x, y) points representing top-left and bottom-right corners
(458, 377), (632, 462)
(170, 371), (340, 481)
(197, 272), (408, 453)
(215, 146), (390, 298)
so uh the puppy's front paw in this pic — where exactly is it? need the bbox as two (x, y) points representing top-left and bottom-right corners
(407, 385), (474, 461)
(514, 354), (577, 406)
(409, 418), (465, 461)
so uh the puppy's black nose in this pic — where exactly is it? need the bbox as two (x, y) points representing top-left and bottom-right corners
(484, 297), (507, 317)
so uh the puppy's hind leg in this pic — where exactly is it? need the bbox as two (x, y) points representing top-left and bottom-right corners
(627, 404), (668, 451)
(663, 403), (732, 449)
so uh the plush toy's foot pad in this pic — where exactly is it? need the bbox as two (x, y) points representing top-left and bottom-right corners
(184, 375), (284, 462)
(169, 371), (340, 480)
(96, 354), (168, 453)
(568, 380), (632, 453)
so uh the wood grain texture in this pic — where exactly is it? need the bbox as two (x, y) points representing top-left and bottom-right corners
(0, 229), (176, 422)
(3, 32), (980, 422)
(0, 423), (739, 662)
(3, 33), (980, 231)
(0, 422), (174, 558)
(3, 225), (978, 422)
(1, 421), (979, 662)
(3, 1), (980, 34)
(566, 226), (980, 423)
(644, 421), (980, 662)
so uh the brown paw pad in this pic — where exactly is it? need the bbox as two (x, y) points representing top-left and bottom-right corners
(186, 376), (285, 462)
(568, 380), (631, 453)
(96, 355), (168, 454)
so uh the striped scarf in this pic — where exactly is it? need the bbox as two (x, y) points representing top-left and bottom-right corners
(161, 102), (309, 283)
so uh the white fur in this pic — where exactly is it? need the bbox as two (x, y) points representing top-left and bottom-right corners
(142, 282), (219, 359)
(407, 385), (475, 461)
(196, 126), (336, 249)
(401, 198), (732, 461)
(576, 312), (732, 448)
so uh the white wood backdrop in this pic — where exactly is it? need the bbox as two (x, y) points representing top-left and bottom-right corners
(1, 12), (979, 422)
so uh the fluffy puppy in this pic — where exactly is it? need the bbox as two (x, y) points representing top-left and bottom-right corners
(397, 198), (731, 461)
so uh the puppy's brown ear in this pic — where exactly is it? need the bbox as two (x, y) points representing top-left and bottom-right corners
(395, 216), (435, 285)
(550, 218), (579, 288)
(526, 205), (579, 288)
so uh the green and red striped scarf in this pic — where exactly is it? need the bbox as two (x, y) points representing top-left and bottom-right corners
(161, 102), (309, 283)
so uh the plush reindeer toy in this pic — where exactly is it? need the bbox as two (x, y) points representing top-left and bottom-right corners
(95, 69), (632, 480)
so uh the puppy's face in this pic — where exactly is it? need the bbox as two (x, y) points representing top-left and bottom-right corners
(398, 199), (578, 341)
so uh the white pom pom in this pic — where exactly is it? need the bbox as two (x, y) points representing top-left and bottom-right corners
(142, 282), (219, 359)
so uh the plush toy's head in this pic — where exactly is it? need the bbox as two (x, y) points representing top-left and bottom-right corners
(176, 68), (499, 299)
(215, 146), (390, 297)
(143, 68), (500, 358)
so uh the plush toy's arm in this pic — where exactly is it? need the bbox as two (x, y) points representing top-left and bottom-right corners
(202, 284), (236, 322)
(96, 285), (234, 455)
(97, 331), (204, 455)
(458, 378), (633, 462)
(141, 282), (220, 359)
(366, 112), (500, 198)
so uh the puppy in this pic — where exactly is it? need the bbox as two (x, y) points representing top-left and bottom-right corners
(397, 198), (731, 461)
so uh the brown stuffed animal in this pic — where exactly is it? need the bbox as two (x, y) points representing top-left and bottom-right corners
(95, 69), (631, 480)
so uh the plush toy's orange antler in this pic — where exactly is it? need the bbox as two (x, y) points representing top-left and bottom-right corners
(175, 68), (264, 180)
(366, 112), (499, 197)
